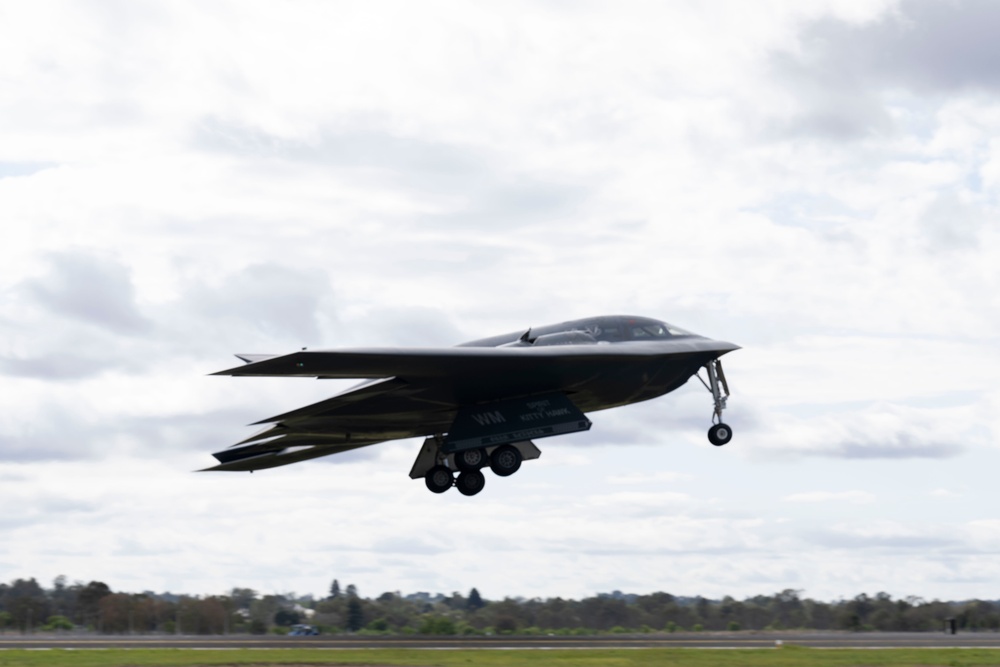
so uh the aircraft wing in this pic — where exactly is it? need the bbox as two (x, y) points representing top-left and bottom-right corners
(200, 435), (383, 472)
(206, 338), (739, 473)
(211, 339), (738, 379)
(201, 376), (414, 471)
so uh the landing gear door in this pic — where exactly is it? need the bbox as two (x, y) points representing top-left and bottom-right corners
(408, 438), (542, 479)
(443, 393), (591, 454)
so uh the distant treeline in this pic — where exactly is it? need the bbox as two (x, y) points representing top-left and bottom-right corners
(1, 576), (997, 635)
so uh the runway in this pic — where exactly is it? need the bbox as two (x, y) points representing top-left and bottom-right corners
(2, 632), (1000, 650)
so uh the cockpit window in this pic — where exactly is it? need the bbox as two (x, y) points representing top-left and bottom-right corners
(583, 322), (623, 342)
(632, 324), (669, 338)
(627, 319), (693, 339)
(578, 317), (695, 341)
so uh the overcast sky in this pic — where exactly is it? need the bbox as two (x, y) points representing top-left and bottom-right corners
(2, 0), (999, 604)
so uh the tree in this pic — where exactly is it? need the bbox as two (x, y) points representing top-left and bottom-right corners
(419, 615), (455, 634)
(346, 597), (364, 632)
(249, 595), (286, 634)
(274, 608), (301, 627)
(6, 579), (49, 633)
(229, 588), (257, 610)
(771, 589), (806, 629)
(346, 584), (358, 598)
(467, 588), (485, 611)
(49, 576), (78, 620)
(329, 580), (340, 599)
(77, 581), (112, 629)
(494, 615), (518, 634)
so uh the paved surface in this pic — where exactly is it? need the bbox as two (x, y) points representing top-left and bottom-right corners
(2, 632), (1000, 649)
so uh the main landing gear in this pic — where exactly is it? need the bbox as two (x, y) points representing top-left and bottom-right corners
(425, 462), (490, 497)
(421, 442), (530, 496)
(698, 358), (733, 447)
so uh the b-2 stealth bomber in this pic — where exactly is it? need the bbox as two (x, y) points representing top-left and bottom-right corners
(208, 315), (739, 496)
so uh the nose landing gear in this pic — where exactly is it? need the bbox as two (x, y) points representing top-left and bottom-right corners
(698, 358), (733, 447)
(708, 422), (732, 446)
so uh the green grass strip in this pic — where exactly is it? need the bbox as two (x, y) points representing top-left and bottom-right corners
(2, 646), (1000, 667)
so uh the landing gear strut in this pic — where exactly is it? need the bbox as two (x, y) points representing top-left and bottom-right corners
(424, 463), (488, 496)
(422, 444), (491, 496)
(413, 437), (541, 496)
(698, 358), (733, 446)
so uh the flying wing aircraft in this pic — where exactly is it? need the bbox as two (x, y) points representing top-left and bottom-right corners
(207, 315), (739, 496)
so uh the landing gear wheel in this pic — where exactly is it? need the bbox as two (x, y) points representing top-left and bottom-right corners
(425, 465), (454, 493)
(490, 444), (522, 477)
(455, 447), (487, 472)
(455, 470), (486, 496)
(708, 423), (732, 447)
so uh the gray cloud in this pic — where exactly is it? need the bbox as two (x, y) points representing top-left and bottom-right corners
(112, 536), (184, 558)
(918, 192), (984, 251)
(764, 433), (967, 461)
(23, 252), (150, 334)
(193, 119), (586, 229)
(772, 94), (893, 142)
(188, 263), (329, 345)
(371, 536), (453, 556)
(0, 407), (256, 464)
(0, 516), (39, 532)
(307, 445), (382, 466)
(772, 0), (1000, 140)
(827, 436), (963, 460)
(0, 353), (111, 380)
(195, 117), (481, 176)
(358, 307), (464, 347)
(806, 0), (1000, 93)
(746, 400), (975, 462)
(537, 537), (761, 557)
(806, 529), (961, 551)
(0, 316), (161, 382)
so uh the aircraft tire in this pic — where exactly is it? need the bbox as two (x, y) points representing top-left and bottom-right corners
(489, 444), (522, 477)
(455, 447), (487, 472)
(708, 423), (733, 446)
(425, 465), (454, 493)
(455, 470), (486, 496)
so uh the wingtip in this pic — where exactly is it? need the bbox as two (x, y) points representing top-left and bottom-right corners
(210, 353), (284, 376)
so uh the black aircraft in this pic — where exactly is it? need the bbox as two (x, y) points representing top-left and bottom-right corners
(207, 315), (739, 496)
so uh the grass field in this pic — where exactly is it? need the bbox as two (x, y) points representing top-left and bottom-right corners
(2, 647), (1000, 667)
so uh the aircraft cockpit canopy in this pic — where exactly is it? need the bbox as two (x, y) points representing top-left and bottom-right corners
(458, 315), (698, 348)
(577, 316), (694, 342)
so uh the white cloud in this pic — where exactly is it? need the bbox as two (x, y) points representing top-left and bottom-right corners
(0, 0), (998, 603)
(742, 401), (980, 462)
(783, 491), (875, 504)
(608, 471), (693, 485)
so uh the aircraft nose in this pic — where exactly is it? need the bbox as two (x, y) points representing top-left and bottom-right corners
(712, 340), (741, 353)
